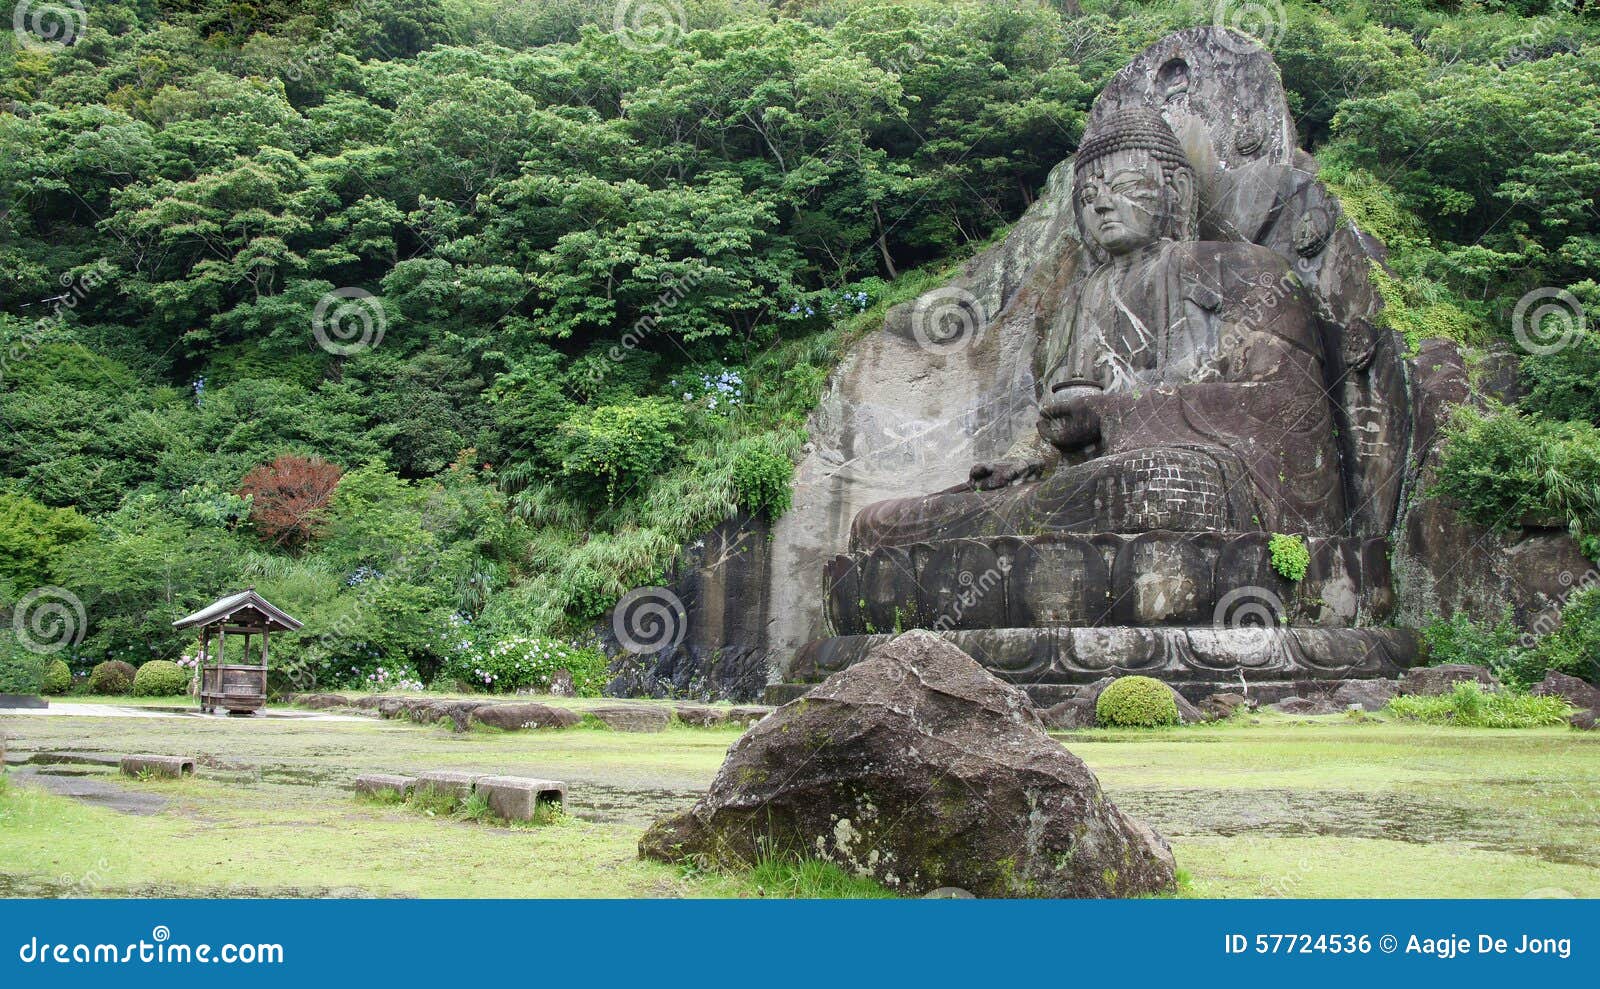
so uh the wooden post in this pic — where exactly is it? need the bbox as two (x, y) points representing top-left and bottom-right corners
(197, 628), (206, 712)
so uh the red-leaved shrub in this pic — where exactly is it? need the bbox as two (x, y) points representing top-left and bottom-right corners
(238, 454), (342, 549)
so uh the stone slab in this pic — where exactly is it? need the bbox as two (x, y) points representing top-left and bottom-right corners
(119, 754), (195, 778)
(474, 776), (566, 821)
(411, 770), (483, 800)
(587, 705), (671, 733)
(353, 773), (415, 799)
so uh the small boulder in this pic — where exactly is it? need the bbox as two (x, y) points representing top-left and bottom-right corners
(1332, 679), (1398, 712)
(470, 703), (581, 731)
(1530, 671), (1600, 714)
(1399, 664), (1500, 696)
(639, 630), (1176, 898)
(1570, 709), (1597, 731)
(1199, 691), (1251, 720)
(726, 705), (773, 727)
(546, 669), (577, 697)
(589, 705), (671, 733)
(1272, 696), (1339, 715)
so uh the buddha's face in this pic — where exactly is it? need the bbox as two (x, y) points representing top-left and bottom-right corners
(1076, 149), (1169, 256)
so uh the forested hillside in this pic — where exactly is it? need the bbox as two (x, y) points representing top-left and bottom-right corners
(3, 0), (1598, 692)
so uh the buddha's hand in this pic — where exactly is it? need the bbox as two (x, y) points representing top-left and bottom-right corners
(967, 458), (1045, 491)
(1037, 394), (1103, 453)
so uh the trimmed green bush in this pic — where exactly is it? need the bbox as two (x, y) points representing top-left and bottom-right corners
(132, 660), (190, 697)
(0, 645), (43, 695)
(41, 658), (72, 695)
(1095, 676), (1179, 728)
(1386, 682), (1573, 729)
(88, 660), (137, 695)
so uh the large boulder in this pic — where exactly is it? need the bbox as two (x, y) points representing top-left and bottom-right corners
(639, 630), (1176, 898)
(1529, 671), (1600, 715)
(1398, 664), (1500, 697)
(1332, 679), (1398, 712)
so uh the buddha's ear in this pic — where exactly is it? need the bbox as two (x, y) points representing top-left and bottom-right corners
(1167, 165), (1198, 239)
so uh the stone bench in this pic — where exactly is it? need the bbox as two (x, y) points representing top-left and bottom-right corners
(120, 754), (195, 779)
(411, 770), (483, 801)
(353, 773), (416, 799)
(474, 776), (566, 821)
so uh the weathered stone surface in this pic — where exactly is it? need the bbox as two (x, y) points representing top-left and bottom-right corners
(588, 705), (671, 733)
(640, 631), (1176, 898)
(671, 705), (731, 728)
(120, 754), (195, 778)
(1570, 709), (1597, 731)
(291, 693), (351, 710)
(1199, 691), (1251, 720)
(353, 773), (414, 799)
(469, 703), (581, 731)
(1398, 664), (1500, 697)
(348, 695), (383, 711)
(1529, 672), (1600, 715)
(1272, 696), (1339, 715)
(411, 770), (482, 801)
(475, 776), (566, 820)
(1331, 679), (1398, 711)
(1038, 697), (1096, 730)
(726, 705), (773, 727)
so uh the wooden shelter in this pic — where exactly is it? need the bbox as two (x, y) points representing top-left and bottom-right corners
(172, 588), (302, 715)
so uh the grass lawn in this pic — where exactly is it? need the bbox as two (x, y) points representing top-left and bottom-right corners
(1, 701), (1595, 898)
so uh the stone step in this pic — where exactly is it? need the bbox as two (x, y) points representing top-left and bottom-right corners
(474, 776), (566, 821)
(353, 773), (415, 799)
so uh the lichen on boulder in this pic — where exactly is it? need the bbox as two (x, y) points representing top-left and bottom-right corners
(639, 630), (1176, 898)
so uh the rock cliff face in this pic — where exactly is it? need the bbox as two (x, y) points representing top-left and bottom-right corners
(603, 27), (1591, 702)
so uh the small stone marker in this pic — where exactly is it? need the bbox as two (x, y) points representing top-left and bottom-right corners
(119, 754), (195, 779)
(474, 776), (566, 821)
(411, 770), (482, 800)
(353, 773), (415, 799)
(672, 705), (730, 728)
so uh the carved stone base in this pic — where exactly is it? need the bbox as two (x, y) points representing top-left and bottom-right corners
(827, 532), (1394, 634)
(787, 626), (1418, 693)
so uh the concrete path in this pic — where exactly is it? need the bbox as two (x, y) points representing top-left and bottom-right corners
(0, 702), (369, 723)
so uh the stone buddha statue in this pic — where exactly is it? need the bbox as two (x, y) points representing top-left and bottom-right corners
(849, 108), (1346, 552)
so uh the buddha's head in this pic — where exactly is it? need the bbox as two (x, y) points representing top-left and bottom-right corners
(1073, 108), (1198, 259)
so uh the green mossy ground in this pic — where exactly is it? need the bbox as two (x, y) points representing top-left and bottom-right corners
(0, 702), (1594, 898)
